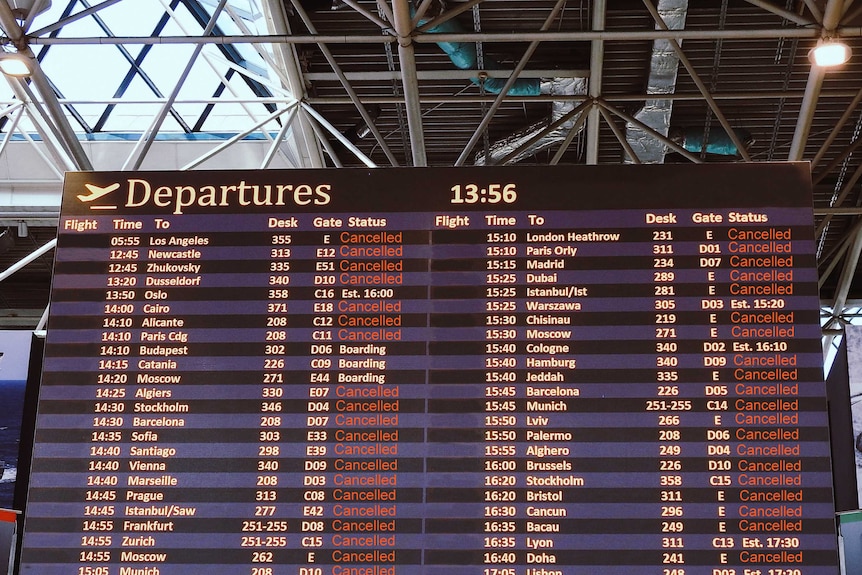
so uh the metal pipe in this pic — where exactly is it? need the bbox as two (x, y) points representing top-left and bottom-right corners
(12, 74), (86, 168)
(801, 0), (823, 23)
(642, 0), (751, 162)
(35, 305), (49, 333)
(302, 68), (589, 81)
(624, 0), (687, 164)
(260, 0), (325, 168)
(586, 0), (606, 165)
(815, 161), (862, 238)
(813, 132), (862, 185)
(818, 218), (862, 289)
(0, 238), (56, 283)
(788, 65), (825, 160)
(0, 106), (23, 160)
(599, 105), (640, 164)
(822, 0), (846, 29)
(304, 88), (862, 105)
(261, 105), (300, 169)
(15, 78), (74, 164)
(788, 0), (846, 160)
(455, 0), (568, 166)
(30, 0), (123, 37)
(177, 1), (301, 165)
(549, 105), (591, 165)
(11, 120), (66, 179)
(28, 27), (843, 46)
(0, 85), (852, 107)
(0, 101), (26, 120)
(306, 109), (345, 168)
(165, 1), (272, 139)
(820, 244), (852, 291)
(417, 0), (484, 33)
(412, 0), (437, 27)
(180, 105), (298, 170)
(392, 0), (427, 166)
(289, 0), (399, 166)
(811, 85), (862, 169)
(128, 0), (229, 171)
(6, 77), (77, 171)
(21, 0), (52, 31)
(833, 304), (862, 317)
(817, 207), (862, 215)
(598, 99), (702, 163)
(340, 0), (393, 31)
(301, 102), (377, 168)
(375, 0), (396, 29)
(828, 221), (862, 326)
(494, 98), (592, 165)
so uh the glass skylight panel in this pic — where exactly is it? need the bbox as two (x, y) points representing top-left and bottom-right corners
(194, 100), (273, 133)
(40, 44), (134, 103)
(92, 0), (176, 37)
(9, 0), (282, 138)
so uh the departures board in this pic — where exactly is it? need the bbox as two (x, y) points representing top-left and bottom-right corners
(20, 164), (838, 575)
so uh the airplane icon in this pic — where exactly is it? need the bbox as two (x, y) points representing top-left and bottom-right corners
(77, 182), (120, 203)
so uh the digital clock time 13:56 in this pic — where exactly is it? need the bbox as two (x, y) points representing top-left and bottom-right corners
(451, 183), (517, 204)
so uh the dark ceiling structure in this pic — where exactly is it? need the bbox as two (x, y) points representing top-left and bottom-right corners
(0, 0), (861, 353)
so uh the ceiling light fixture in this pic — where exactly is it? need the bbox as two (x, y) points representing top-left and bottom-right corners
(0, 51), (31, 76)
(809, 37), (852, 67)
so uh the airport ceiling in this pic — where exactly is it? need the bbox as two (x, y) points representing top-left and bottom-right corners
(0, 0), (861, 337)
